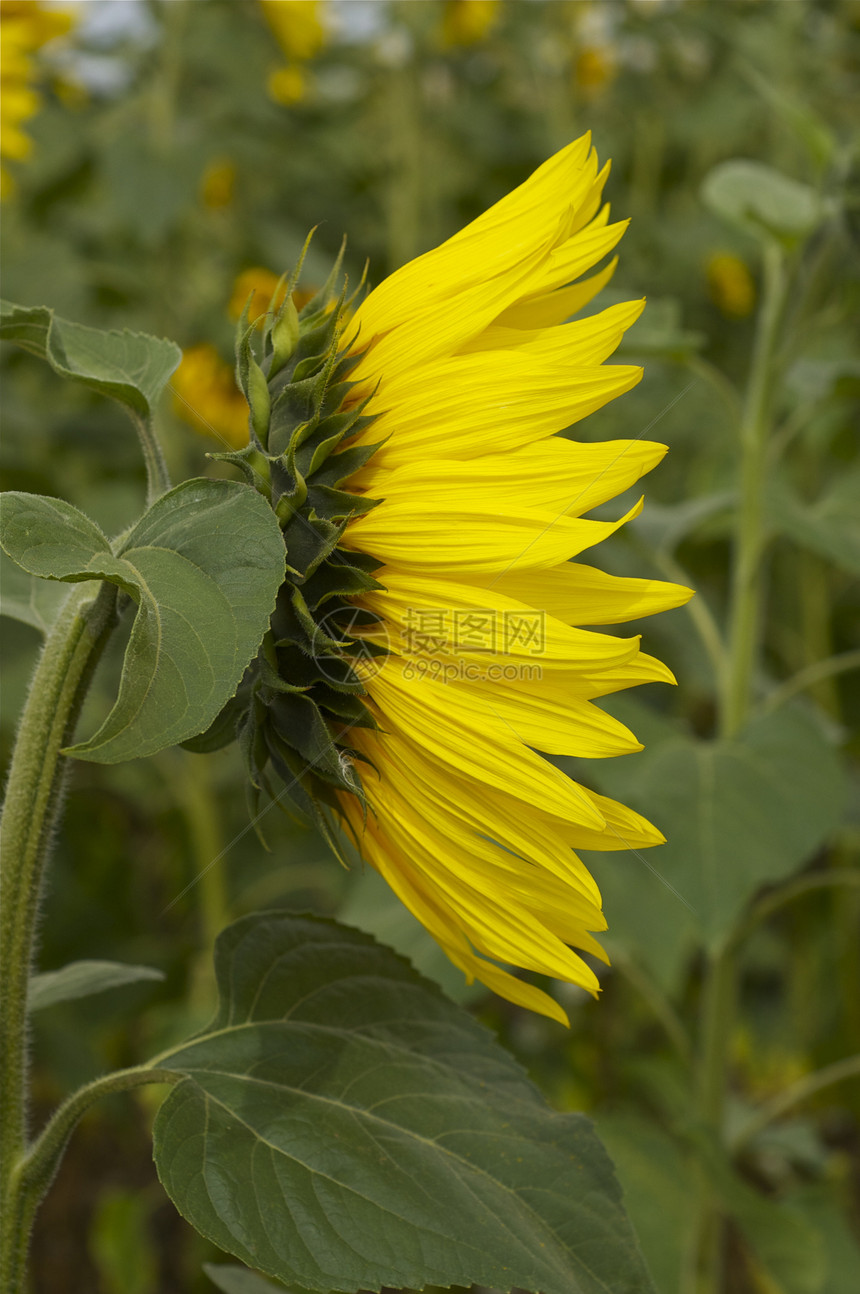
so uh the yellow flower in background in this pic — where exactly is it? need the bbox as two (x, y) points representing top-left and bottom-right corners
(200, 157), (236, 210)
(229, 266), (287, 326)
(707, 252), (756, 318)
(267, 63), (307, 105)
(172, 344), (248, 450)
(261, 0), (325, 60)
(440, 0), (500, 47)
(0, 0), (74, 198)
(260, 0), (325, 105)
(327, 135), (692, 1023)
(575, 45), (616, 97)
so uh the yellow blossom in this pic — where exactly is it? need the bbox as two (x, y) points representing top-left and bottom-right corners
(260, 0), (325, 61)
(707, 252), (756, 318)
(172, 344), (248, 449)
(324, 135), (693, 1022)
(200, 158), (236, 210)
(0, 0), (74, 198)
(440, 0), (500, 47)
(228, 267), (288, 327)
(260, 0), (325, 104)
(267, 63), (307, 106)
(575, 45), (616, 97)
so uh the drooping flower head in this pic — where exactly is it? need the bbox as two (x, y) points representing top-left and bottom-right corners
(201, 135), (691, 1024)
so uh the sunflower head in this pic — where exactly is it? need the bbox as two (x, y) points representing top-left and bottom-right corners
(190, 137), (692, 1023)
(185, 242), (385, 850)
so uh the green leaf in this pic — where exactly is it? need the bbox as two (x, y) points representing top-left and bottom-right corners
(0, 299), (181, 418)
(0, 548), (68, 634)
(581, 706), (846, 962)
(1, 482), (285, 762)
(204, 1263), (300, 1294)
(629, 491), (734, 555)
(594, 1114), (696, 1294)
(0, 492), (114, 580)
(768, 470), (860, 576)
(69, 480), (286, 762)
(701, 160), (824, 243)
(339, 865), (482, 1006)
(153, 913), (655, 1294)
(29, 960), (165, 1013)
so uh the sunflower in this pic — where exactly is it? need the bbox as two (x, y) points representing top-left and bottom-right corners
(212, 133), (691, 1024)
(0, 0), (74, 198)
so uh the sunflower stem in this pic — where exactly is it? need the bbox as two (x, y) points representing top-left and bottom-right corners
(689, 240), (788, 1293)
(721, 240), (788, 739)
(0, 580), (118, 1294)
(5, 1065), (181, 1285)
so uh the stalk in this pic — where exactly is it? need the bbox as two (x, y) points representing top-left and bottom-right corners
(721, 240), (788, 739)
(0, 580), (117, 1293)
(689, 239), (789, 1293)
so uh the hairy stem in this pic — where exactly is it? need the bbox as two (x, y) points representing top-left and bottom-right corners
(129, 410), (171, 506)
(0, 580), (117, 1294)
(8, 1065), (181, 1286)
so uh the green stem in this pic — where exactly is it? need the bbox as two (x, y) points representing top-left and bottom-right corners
(649, 549), (727, 694)
(130, 410), (171, 506)
(684, 355), (743, 425)
(722, 241), (788, 739)
(688, 942), (736, 1294)
(760, 650), (860, 715)
(687, 241), (791, 1293)
(0, 580), (118, 1294)
(731, 1054), (860, 1152)
(614, 951), (692, 1065)
(5, 1066), (180, 1284)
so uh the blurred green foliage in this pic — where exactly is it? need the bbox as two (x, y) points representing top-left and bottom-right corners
(1, 1), (858, 1292)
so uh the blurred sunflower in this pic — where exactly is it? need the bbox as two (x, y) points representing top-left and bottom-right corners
(228, 134), (692, 1024)
(440, 0), (500, 47)
(172, 344), (248, 450)
(260, 0), (325, 105)
(0, 0), (74, 198)
(707, 251), (756, 318)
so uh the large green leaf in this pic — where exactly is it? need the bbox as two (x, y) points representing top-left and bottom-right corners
(0, 299), (180, 418)
(580, 705), (846, 971)
(153, 913), (655, 1294)
(1, 482), (285, 762)
(595, 1114), (696, 1294)
(768, 469), (860, 576)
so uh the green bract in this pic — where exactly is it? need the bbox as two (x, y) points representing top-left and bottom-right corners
(186, 247), (386, 847)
